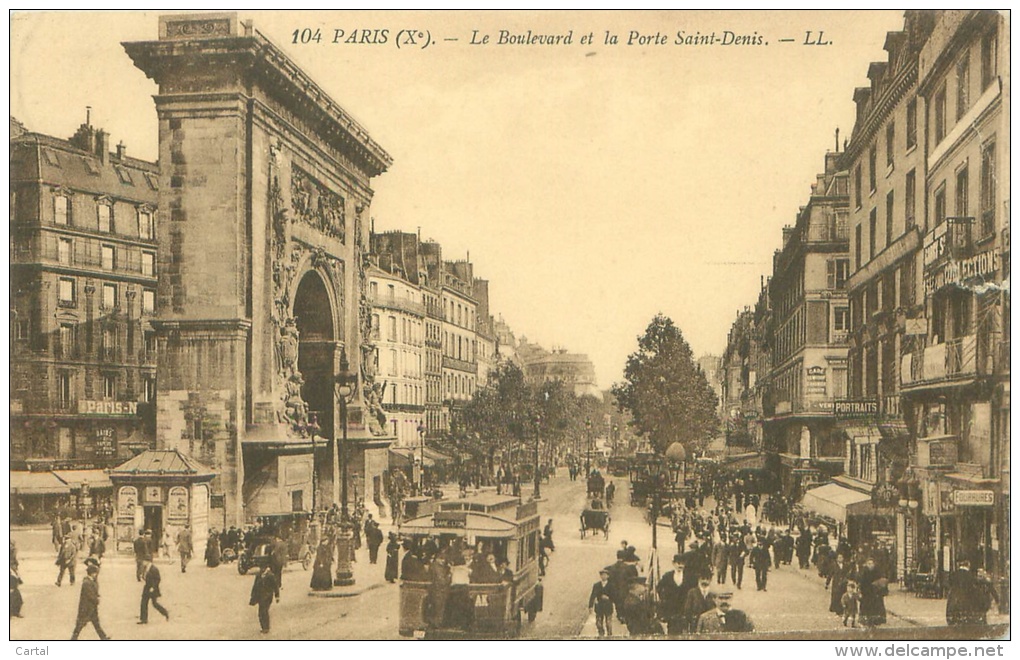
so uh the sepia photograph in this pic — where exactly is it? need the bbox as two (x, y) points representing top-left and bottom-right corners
(7, 9), (1011, 648)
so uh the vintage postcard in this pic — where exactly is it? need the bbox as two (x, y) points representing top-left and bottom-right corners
(7, 9), (1010, 647)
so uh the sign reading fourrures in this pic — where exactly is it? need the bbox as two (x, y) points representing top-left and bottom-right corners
(123, 13), (395, 539)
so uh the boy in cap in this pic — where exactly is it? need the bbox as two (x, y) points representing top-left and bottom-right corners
(588, 568), (614, 637)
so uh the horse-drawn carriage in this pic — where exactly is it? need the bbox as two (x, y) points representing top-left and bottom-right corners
(579, 500), (610, 539)
(237, 512), (315, 575)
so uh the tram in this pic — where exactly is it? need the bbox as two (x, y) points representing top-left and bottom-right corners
(397, 493), (543, 637)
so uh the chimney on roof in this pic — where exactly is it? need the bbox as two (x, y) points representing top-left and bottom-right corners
(116, 141), (126, 160)
(95, 129), (109, 164)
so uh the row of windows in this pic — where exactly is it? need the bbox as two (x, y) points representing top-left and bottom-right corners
(930, 140), (997, 239)
(386, 382), (424, 407)
(52, 322), (156, 360)
(445, 297), (475, 331)
(56, 237), (155, 275)
(55, 370), (157, 409)
(384, 348), (422, 378)
(443, 330), (477, 363)
(444, 372), (476, 399)
(57, 276), (155, 313)
(854, 168), (917, 269)
(854, 101), (917, 209)
(933, 31), (998, 147)
(52, 194), (156, 240)
(849, 261), (915, 331)
(371, 313), (425, 347)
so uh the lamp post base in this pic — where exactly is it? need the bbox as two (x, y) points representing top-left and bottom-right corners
(334, 526), (355, 587)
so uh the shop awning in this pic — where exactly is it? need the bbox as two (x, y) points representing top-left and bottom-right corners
(53, 470), (113, 489)
(422, 447), (451, 463)
(843, 426), (881, 443)
(800, 483), (873, 524)
(722, 452), (766, 470)
(389, 447), (435, 467)
(10, 471), (71, 495)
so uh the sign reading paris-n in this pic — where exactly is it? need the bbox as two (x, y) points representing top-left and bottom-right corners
(77, 400), (139, 416)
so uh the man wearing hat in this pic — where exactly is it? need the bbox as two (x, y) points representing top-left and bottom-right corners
(682, 573), (715, 633)
(588, 568), (614, 637)
(71, 564), (110, 640)
(696, 591), (754, 633)
(655, 554), (691, 635)
(749, 539), (771, 591)
(133, 529), (152, 582)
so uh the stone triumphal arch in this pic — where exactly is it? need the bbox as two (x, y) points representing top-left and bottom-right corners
(125, 13), (394, 529)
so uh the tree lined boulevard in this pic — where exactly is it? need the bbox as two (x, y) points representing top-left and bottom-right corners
(13, 469), (1002, 641)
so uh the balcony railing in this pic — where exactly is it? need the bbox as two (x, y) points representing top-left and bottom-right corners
(901, 334), (978, 388)
(368, 292), (426, 316)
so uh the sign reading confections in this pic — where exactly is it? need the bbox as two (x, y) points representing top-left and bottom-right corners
(924, 250), (1001, 295)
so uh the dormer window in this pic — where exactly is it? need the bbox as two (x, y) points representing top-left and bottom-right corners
(115, 165), (134, 185)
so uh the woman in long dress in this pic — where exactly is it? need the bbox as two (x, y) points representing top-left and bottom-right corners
(310, 537), (334, 590)
(205, 532), (221, 568)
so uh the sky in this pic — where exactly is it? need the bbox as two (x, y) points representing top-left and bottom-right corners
(10, 10), (907, 390)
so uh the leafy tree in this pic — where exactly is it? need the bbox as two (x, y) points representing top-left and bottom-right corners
(612, 314), (719, 455)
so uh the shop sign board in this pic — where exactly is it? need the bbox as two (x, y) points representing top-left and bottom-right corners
(77, 400), (139, 416)
(924, 250), (1001, 295)
(834, 399), (879, 419)
(953, 490), (994, 507)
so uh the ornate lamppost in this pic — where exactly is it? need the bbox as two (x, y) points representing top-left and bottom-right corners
(585, 418), (593, 479)
(533, 414), (542, 500)
(333, 352), (358, 587)
(417, 422), (427, 493)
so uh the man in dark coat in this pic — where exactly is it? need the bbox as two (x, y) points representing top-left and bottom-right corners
(589, 569), (615, 637)
(795, 528), (813, 569)
(249, 565), (278, 633)
(681, 574), (715, 633)
(727, 534), (747, 589)
(946, 560), (981, 625)
(269, 535), (288, 594)
(606, 551), (638, 623)
(656, 554), (689, 635)
(384, 533), (400, 583)
(696, 591), (753, 633)
(366, 521), (384, 565)
(749, 540), (771, 591)
(427, 553), (452, 629)
(139, 560), (169, 624)
(134, 529), (152, 581)
(401, 546), (427, 581)
(71, 564), (109, 640)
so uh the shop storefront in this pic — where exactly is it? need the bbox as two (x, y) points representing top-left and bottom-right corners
(109, 449), (215, 559)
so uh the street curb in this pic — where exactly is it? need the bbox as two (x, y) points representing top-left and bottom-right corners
(307, 581), (388, 599)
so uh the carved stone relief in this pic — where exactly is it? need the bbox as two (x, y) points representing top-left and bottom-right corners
(291, 166), (346, 243)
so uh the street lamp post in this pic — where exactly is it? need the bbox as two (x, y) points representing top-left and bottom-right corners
(585, 419), (593, 479)
(533, 415), (542, 500)
(334, 352), (358, 587)
(417, 422), (427, 493)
